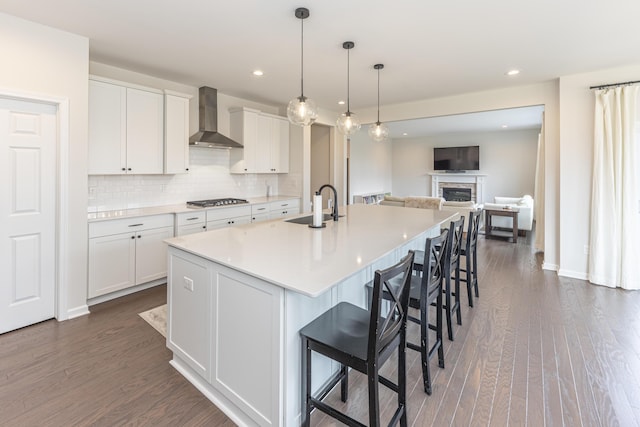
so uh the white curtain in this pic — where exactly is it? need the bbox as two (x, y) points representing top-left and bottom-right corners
(534, 112), (545, 253)
(589, 85), (640, 289)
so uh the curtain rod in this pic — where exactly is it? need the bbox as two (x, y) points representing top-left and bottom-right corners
(589, 80), (640, 90)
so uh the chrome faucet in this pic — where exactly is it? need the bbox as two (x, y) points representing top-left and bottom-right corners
(318, 184), (339, 221)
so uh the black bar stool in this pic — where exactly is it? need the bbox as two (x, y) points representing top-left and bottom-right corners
(442, 216), (465, 341)
(366, 229), (449, 395)
(300, 251), (415, 427)
(459, 210), (481, 306)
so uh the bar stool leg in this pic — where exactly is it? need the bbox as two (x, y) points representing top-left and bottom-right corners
(301, 337), (311, 427)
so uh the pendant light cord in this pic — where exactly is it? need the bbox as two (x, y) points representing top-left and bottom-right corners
(346, 47), (351, 113)
(376, 67), (380, 124)
(300, 17), (304, 98)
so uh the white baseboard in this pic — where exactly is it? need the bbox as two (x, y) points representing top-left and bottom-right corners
(542, 262), (559, 271)
(87, 279), (166, 306)
(558, 269), (588, 281)
(65, 305), (90, 320)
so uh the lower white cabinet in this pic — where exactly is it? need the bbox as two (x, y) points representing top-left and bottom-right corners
(269, 198), (300, 219)
(206, 205), (252, 230)
(175, 211), (207, 236)
(88, 214), (174, 298)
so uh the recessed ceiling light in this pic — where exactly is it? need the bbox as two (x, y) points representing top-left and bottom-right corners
(338, 100), (345, 105)
(402, 132), (408, 136)
(501, 124), (508, 128)
(506, 69), (520, 76)
(252, 70), (264, 76)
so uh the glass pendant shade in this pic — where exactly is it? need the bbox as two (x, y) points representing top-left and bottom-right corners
(337, 111), (361, 135)
(287, 96), (318, 126)
(336, 41), (360, 136)
(288, 7), (317, 126)
(369, 63), (388, 141)
(368, 121), (389, 141)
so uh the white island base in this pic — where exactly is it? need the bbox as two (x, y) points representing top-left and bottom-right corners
(165, 204), (454, 426)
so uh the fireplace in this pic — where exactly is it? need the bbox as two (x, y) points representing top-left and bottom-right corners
(442, 187), (472, 202)
(429, 172), (486, 203)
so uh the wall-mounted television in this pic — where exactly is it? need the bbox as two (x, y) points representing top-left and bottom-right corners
(433, 145), (480, 171)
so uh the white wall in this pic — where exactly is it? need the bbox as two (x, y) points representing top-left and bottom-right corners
(558, 64), (640, 280)
(0, 12), (89, 317)
(348, 130), (393, 202)
(391, 129), (540, 202)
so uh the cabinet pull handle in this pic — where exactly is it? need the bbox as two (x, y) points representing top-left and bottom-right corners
(122, 167), (126, 171)
(282, 203), (289, 207)
(202, 225), (206, 229)
(186, 217), (199, 221)
(128, 168), (132, 171)
(257, 207), (266, 211)
(186, 168), (189, 171)
(131, 236), (135, 239)
(137, 235), (141, 238)
(128, 223), (143, 227)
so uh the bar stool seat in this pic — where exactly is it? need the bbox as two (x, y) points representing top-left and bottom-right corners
(300, 251), (415, 427)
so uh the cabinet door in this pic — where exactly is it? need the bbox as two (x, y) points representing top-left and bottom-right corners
(135, 226), (174, 285)
(164, 93), (190, 174)
(207, 215), (251, 230)
(177, 222), (207, 236)
(88, 233), (136, 298)
(271, 117), (290, 173)
(88, 80), (127, 175)
(256, 114), (273, 173)
(229, 109), (259, 173)
(126, 88), (164, 174)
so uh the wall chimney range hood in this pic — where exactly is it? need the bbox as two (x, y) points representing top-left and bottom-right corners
(189, 86), (243, 149)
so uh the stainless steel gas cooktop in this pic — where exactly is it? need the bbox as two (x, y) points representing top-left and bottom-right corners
(187, 198), (249, 208)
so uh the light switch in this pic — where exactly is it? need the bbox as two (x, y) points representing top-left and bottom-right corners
(183, 276), (194, 291)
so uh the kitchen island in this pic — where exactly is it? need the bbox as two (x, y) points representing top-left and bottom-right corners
(165, 203), (454, 426)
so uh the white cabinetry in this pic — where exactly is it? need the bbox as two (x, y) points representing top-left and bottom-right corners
(269, 198), (300, 219)
(229, 107), (290, 174)
(251, 203), (271, 222)
(175, 211), (207, 236)
(88, 214), (173, 298)
(206, 205), (252, 230)
(88, 77), (164, 175)
(164, 90), (192, 174)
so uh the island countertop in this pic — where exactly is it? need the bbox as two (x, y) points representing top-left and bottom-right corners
(165, 203), (454, 297)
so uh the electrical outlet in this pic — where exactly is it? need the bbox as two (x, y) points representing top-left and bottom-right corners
(183, 276), (194, 291)
(583, 245), (589, 255)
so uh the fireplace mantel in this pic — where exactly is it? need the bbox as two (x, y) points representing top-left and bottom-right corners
(429, 172), (487, 203)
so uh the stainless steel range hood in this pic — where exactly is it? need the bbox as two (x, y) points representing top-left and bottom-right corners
(189, 86), (243, 149)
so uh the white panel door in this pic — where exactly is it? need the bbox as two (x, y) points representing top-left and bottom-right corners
(0, 97), (57, 334)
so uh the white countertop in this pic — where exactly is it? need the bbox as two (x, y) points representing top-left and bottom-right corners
(166, 204), (454, 297)
(87, 195), (299, 222)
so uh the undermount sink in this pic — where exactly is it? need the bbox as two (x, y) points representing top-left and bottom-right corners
(285, 214), (344, 225)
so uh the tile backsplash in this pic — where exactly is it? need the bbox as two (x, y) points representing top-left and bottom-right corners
(88, 147), (284, 212)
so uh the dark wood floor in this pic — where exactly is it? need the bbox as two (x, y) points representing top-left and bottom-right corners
(0, 285), (234, 426)
(2, 233), (640, 426)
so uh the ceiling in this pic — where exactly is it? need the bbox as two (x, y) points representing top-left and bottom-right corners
(386, 105), (544, 139)
(2, 1), (639, 115)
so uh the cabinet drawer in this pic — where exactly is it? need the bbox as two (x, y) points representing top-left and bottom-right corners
(176, 211), (206, 226)
(89, 214), (174, 238)
(206, 205), (252, 221)
(270, 199), (300, 209)
(251, 203), (270, 215)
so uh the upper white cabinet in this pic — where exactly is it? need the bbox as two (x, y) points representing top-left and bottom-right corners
(89, 77), (164, 175)
(229, 107), (290, 174)
(164, 90), (192, 174)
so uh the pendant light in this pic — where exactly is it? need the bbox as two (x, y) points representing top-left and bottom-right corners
(368, 64), (389, 142)
(287, 7), (318, 126)
(336, 41), (361, 135)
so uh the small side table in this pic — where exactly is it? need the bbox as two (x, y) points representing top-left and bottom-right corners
(485, 207), (519, 243)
